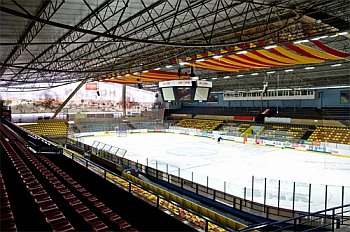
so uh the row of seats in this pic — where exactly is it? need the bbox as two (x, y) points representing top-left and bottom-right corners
(1, 125), (137, 231)
(0, 173), (17, 231)
(0, 136), (74, 231)
(220, 123), (252, 136)
(21, 121), (68, 136)
(261, 124), (308, 141)
(1, 118), (197, 231)
(87, 163), (220, 231)
(2, 123), (28, 146)
(159, 198), (226, 232)
(74, 118), (122, 132)
(309, 126), (350, 144)
(175, 119), (223, 131)
(37, 155), (138, 231)
(130, 184), (226, 231)
(321, 108), (350, 120)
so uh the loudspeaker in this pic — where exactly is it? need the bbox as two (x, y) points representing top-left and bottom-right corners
(262, 82), (268, 94)
(155, 93), (159, 98)
(96, 91), (100, 96)
(190, 67), (195, 77)
(137, 78), (143, 89)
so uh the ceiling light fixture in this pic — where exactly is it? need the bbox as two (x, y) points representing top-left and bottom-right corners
(223, 76), (230, 79)
(213, 55), (222, 59)
(293, 39), (309, 44)
(236, 51), (247, 54)
(165, 65), (173, 68)
(305, 66), (315, 70)
(179, 62), (189, 65)
(237, 74), (244, 77)
(266, 71), (275, 74)
(196, 59), (205, 62)
(311, 35), (328, 41)
(331, 63), (342, 67)
(285, 69), (294, 72)
(251, 73), (258, 76)
(264, 45), (277, 49)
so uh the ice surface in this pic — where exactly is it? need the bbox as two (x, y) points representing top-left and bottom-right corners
(81, 133), (350, 212)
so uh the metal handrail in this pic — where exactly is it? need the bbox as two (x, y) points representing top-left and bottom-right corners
(240, 204), (350, 231)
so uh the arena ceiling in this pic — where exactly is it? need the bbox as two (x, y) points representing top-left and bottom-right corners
(0, 0), (349, 93)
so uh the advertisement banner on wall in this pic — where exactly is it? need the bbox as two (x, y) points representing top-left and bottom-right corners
(264, 117), (292, 124)
(85, 82), (98, 90)
(327, 147), (339, 154)
(221, 135), (235, 141)
(194, 132), (203, 137)
(233, 137), (245, 143)
(275, 141), (284, 147)
(246, 138), (256, 144)
(1, 82), (156, 114)
(295, 144), (308, 151)
(337, 143), (350, 150)
(292, 143), (299, 148)
(313, 146), (327, 153)
(263, 140), (277, 146)
(282, 141), (293, 148)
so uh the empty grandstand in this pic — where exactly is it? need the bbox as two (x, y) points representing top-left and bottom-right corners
(1, 1), (350, 231)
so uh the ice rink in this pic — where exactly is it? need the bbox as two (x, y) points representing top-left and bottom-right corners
(81, 132), (350, 213)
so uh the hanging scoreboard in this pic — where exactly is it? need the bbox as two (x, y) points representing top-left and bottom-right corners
(159, 80), (212, 102)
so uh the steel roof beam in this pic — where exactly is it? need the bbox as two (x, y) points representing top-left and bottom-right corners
(0, 0), (64, 77)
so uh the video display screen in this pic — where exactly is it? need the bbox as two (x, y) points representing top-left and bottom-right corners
(161, 87), (175, 101)
(194, 87), (209, 101)
(177, 87), (191, 101)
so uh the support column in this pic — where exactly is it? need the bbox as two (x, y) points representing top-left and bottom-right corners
(52, 77), (89, 119)
(122, 84), (126, 118)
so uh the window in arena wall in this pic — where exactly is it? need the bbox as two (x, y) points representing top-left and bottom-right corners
(340, 90), (350, 104)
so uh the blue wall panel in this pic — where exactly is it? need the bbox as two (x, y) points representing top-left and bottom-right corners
(183, 88), (350, 109)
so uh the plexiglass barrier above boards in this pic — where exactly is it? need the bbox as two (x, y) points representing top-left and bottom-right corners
(68, 128), (350, 221)
(145, 159), (350, 217)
